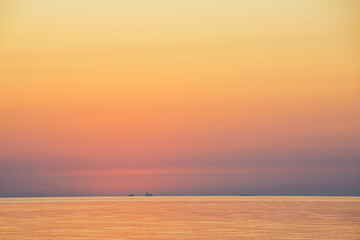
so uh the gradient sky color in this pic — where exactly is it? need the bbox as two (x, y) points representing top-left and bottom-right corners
(0, 0), (359, 197)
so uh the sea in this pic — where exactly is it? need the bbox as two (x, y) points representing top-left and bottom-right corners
(0, 196), (359, 239)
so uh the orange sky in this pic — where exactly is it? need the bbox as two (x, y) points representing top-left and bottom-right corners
(0, 0), (359, 196)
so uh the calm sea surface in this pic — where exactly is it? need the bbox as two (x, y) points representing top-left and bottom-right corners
(0, 196), (359, 239)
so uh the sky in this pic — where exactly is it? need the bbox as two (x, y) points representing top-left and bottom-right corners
(0, 0), (359, 197)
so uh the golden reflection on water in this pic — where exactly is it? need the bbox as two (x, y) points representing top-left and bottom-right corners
(0, 196), (359, 239)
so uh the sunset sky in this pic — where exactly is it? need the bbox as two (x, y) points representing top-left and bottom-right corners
(0, 0), (359, 197)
